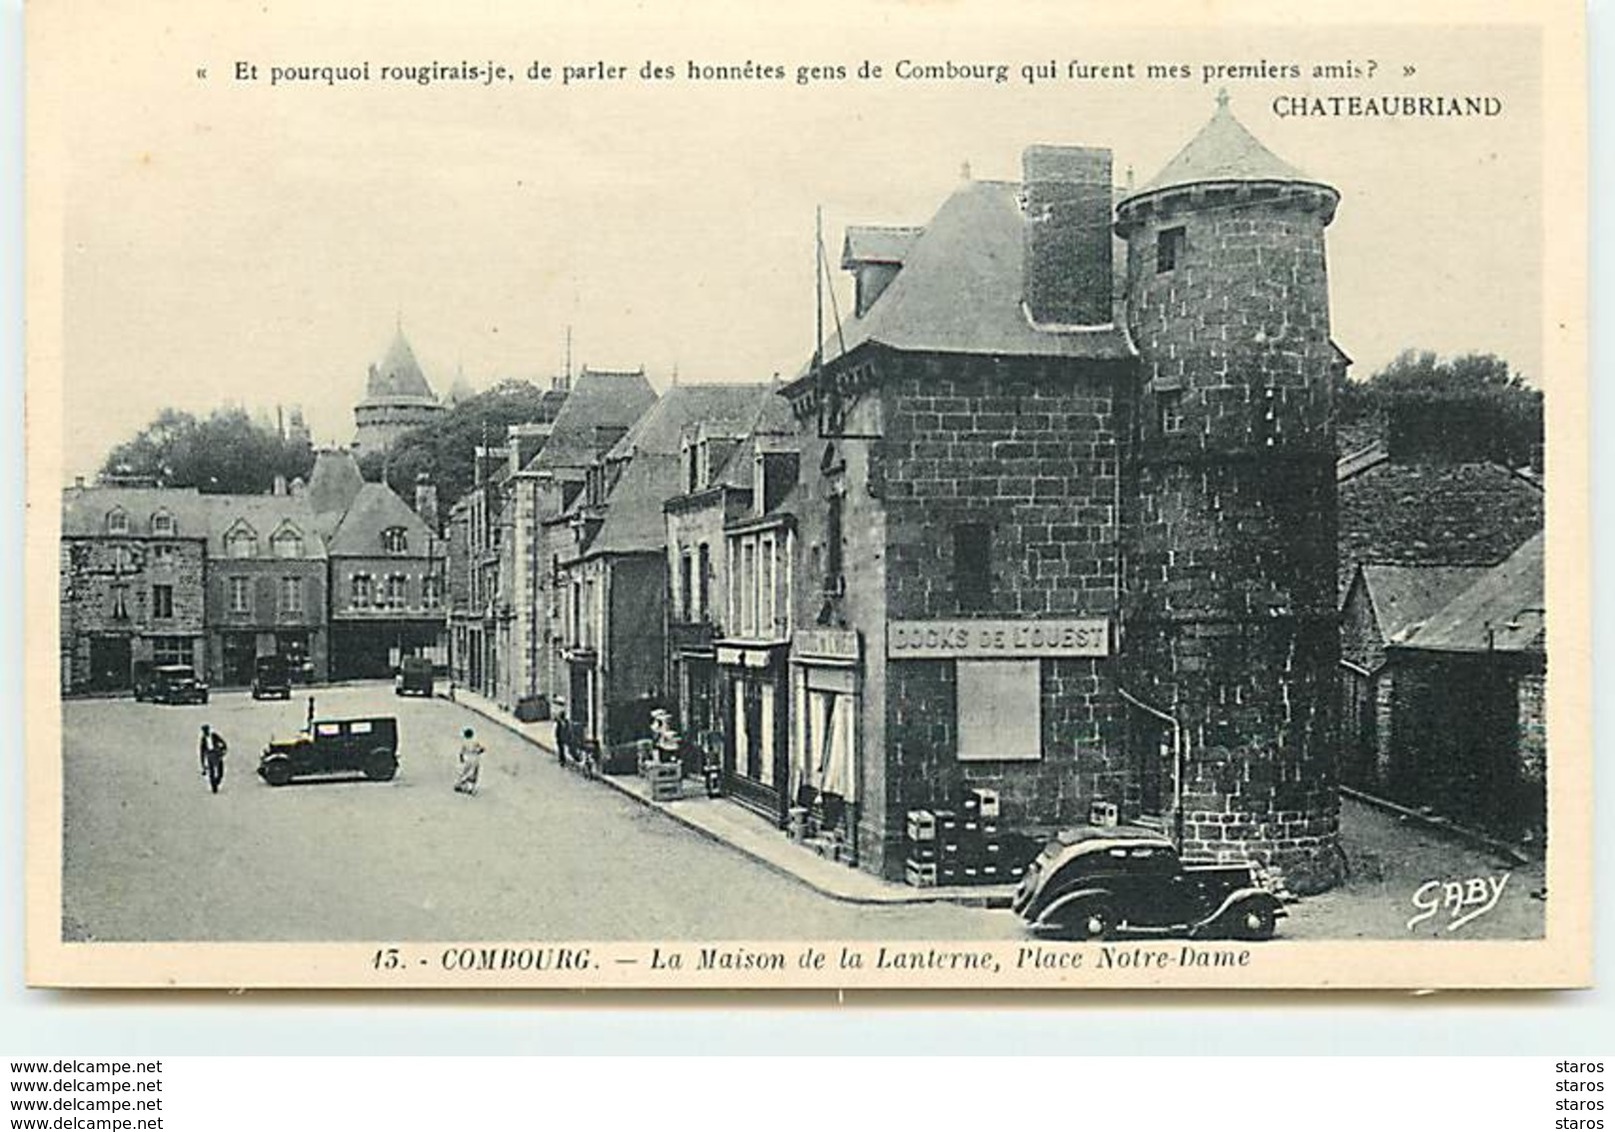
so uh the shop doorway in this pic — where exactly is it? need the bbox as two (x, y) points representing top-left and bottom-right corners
(88, 636), (131, 691)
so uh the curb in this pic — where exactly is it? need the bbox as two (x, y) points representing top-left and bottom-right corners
(450, 694), (1014, 911)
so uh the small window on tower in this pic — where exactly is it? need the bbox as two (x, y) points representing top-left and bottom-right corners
(1158, 390), (1185, 435)
(1157, 226), (1186, 274)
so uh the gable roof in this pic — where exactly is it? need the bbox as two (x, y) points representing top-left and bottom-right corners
(585, 385), (774, 556)
(1122, 94), (1326, 205)
(586, 454), (680, 557)
(362, 327), (437, 403)
(324, 482), (436, 556)
(1395, 532), (1545, 654)
(204, 496), (327, 559)
(811, 181), (1132, 370)
(1357, 563), (1490, 645)
(61, 486), (213, 539)
(1338, 459), (1544, 596)
(607, 383), (772, 460)
(526, 368), (658, 471)
(306, 449), (366, 519)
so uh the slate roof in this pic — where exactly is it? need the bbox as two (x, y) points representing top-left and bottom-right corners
(1395, 533), (1545, 654)
(62, 485), (328, 559)
(205, 495), (327, 559)
(809, 180), (1132, 370)
(324, 482), (437, 556)
(586, 454), (680, 557)
(842, 225), (923, 267)
(1337, 459), (1544, 597)
(1121, 94), (1327, 205)
(718, 391), (799, 492)
(587, 384), (774, 556)
(362, 327), (438, 403)
(1336, 439), (1389, 483)
(306, 449), (366, 520)
(526, 368), (658, 472)
(1358, 563), (1489, 645)
(606, 383), (772, 461)
(61, 486), (213, 539)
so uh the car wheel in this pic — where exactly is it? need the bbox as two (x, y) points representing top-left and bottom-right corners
(363, 748), (397, 781)
(1233, 904), (1277, 942)
(263, 761), (293, 787)
(1058, 902), (1114, 942)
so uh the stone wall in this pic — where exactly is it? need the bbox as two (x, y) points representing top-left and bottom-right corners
(793, 349), (1129, 876)
(1119, 188), (1343, 893)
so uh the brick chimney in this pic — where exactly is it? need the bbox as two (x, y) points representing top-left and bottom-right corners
(1022, 145), (1114, 327)
(414, 472), (440, 533)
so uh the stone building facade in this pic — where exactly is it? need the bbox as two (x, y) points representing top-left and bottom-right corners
(205, 490), (330, 686)
(60, 486), (210, 693)
(778, 95), (1349, 891)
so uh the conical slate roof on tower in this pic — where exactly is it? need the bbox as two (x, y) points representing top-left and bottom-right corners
(1122, 91), (1327, 204)
(363, 327), (438, 403)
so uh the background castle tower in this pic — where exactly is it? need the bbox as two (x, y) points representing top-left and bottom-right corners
(1115, 93), (1347, 893)
(352, 325), (447, 460)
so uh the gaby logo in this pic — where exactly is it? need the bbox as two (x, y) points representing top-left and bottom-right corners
(1406, 874), (1510, 932)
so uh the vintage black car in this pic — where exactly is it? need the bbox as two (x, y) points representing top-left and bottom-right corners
(132, 663), (210, 705)
(258, 715), (399, 786)
(1011, 825), (1285, 942)
(251, 655), (293, 700)
(394, 656), (434, 697)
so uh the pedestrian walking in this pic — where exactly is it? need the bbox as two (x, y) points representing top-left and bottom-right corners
(553, 707), (570, 766)
(454, 726), (484, 795)
(198, 724), (227, 794)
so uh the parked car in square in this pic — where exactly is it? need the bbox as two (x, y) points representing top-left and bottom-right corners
(258, 712), (399, 786)
(1011, 825), (1285, 941)
(132, 662), (210, 705)
(251, 654), (293, 700)
(393, 656), (434, 698)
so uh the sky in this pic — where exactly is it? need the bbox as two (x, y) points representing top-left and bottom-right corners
(42, 4), (1547, 480)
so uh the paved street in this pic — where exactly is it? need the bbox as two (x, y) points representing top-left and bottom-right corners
(61, 685), (1545, 944)
(61, 685), (1018, 942)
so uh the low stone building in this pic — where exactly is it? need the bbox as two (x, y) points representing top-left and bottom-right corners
(1381, 534), (1546, 842)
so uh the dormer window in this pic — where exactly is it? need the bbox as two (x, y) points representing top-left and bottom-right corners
(224, 524), (258, 559)
(150, 510), (175, 536)
(106, 508), (129, 535)
(271, 526), (305, 559)
(382, 527), (409, 554)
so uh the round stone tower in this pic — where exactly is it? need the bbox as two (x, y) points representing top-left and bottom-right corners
(1115, 93), (1345, 893)
(353, 325), (447, 461)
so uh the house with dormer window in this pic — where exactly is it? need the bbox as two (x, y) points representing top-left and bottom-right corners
(60, 485), (209, 692)
(311, 449), (446, 679)
(663, 388), (795, 791)
(204, 488), (329, 685)
(553, 382), (769, 755)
